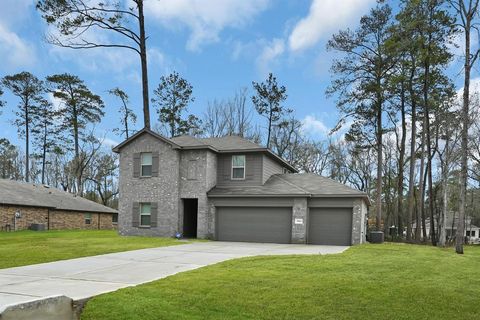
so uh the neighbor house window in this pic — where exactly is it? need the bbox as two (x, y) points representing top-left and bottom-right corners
(472, 231), (476, 237)
(232, 155), (246, 179)
(112, 213), (118, 224)
(84, 213), (92, 225)
(140, 203), (151, 227)
(141, 152), (152, 177)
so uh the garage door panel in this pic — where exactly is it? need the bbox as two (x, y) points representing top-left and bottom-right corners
(216, 207), (292, 244)
(308, 208), (352, 245)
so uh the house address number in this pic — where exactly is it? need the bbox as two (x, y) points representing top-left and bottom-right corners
(294, 218), (304, 225)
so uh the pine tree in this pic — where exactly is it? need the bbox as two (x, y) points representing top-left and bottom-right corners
(46, 73), (104, 195)
(151, 72), (200, 138)
(2, 72), (46, 182)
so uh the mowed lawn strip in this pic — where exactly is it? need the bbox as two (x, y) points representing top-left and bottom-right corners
(82, 243), (480, 320)
(0, 230), (190, 269)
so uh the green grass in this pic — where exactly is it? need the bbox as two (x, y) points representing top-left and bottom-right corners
(0, 230), (191, 269)
(82, 243), (480, 320)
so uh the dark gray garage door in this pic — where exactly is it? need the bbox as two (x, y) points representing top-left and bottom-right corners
(216, 207), (292, 243)
(308, 208), (352, 245)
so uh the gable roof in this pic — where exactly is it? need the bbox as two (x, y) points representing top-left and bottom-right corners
(112, 128), (297, 172)
(112, 128), (180, 152)
(0, 179), (118, 214)
(208, 173), (370, 204)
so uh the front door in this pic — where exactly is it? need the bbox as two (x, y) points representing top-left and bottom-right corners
(183, 199), (198, 238)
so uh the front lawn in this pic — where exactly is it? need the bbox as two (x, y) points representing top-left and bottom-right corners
(0, 230), (189, 269)
(82, 243), (480, 320)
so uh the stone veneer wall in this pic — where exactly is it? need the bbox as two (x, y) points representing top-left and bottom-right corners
(118, 133), (180, 237)
(291, 198), (308, 244)
(0, 205), (117, 231)
(352, 199), (367, 244)
(178, 149), (217, 239)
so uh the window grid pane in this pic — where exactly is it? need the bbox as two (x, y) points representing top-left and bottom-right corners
(140, 214), (151, 226)
(141, 165), (152, 177)
(141, 153), (152, 165)
(232, 155), (245, 167)
(140, 203), (151, 214)
(232, 168), (245, 179)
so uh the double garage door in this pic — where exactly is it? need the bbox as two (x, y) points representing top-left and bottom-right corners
(216, 207), (352, 245)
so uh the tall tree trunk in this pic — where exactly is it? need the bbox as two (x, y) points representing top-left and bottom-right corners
(438, 138), (449, 247)
(397, 82), (407, 237)
(457, 3), (473, 255)
(137, 0), (150, 129)
(376, 99), (383, 231)
(406, 67), (417, 242)
(25, 102), (30, 182)
(73, 108), (81, 196)
(267, 107), (273, 149)
(416, 125), (425, 242)
(41, 122), (47, 184)
(125, 112), (129, 139)
(421, 166), (428, 241)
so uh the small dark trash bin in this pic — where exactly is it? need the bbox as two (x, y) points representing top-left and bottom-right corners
(369, 231), (384, 244)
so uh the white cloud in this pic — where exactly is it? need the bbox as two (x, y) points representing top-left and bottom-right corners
(145, 0), (270, 51)
(301, 115), (330, 135)
(0, 23), (36, 69)
(288, 0), (374, 52)
(47, 92), (64, 111)
(101, 137), (120, 148)
(256, 38), (285, 75)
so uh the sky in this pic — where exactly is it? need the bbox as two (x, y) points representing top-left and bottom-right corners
(0, 0), (475, 149)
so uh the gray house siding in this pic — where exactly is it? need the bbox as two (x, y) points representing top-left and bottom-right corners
(216, 153), (263, 186)
(262, 155), (285, 184)
(118, 133), (180, 237)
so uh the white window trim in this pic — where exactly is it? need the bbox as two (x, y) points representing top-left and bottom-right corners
(231, 155), (246, 180)
(139, 203), (151, 227)
(84, 213), (92, 224)
(140, 152), (152, 177)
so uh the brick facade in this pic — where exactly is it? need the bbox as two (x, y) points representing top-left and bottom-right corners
(0, 205), (117, 231)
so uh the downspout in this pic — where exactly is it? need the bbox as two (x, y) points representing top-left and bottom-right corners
(98, 213), (101, 230)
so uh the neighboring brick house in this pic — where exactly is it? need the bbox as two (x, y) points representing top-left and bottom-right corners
(0, 179), (118, 231)
(113, 128), (369, 246)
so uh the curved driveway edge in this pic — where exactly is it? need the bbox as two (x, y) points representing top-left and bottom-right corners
(0, 242), (348, 312)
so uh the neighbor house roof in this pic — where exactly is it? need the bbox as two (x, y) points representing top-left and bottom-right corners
(112, 128), (297, 172)
(0, 179), (118, 214)
(208, 173), (370, 204)
(412, 216), (479, 230)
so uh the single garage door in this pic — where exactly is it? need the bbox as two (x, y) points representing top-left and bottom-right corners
(216, 207), (292, 244)
(308, 208), (352, 245)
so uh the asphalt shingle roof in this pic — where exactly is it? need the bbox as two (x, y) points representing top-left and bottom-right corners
(171, 135), (262, 151)
(0, 179), (117, 214)
(208, 173), (368, 199)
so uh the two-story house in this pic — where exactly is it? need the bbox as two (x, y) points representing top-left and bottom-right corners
(113, 128), (368, 245)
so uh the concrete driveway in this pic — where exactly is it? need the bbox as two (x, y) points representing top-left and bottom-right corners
(0, 241), (348, 311)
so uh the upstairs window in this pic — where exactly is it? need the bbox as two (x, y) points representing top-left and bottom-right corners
(232, 155), (246, 180)
(140, 203), (151, 227)
(141, 153), (152, 177)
